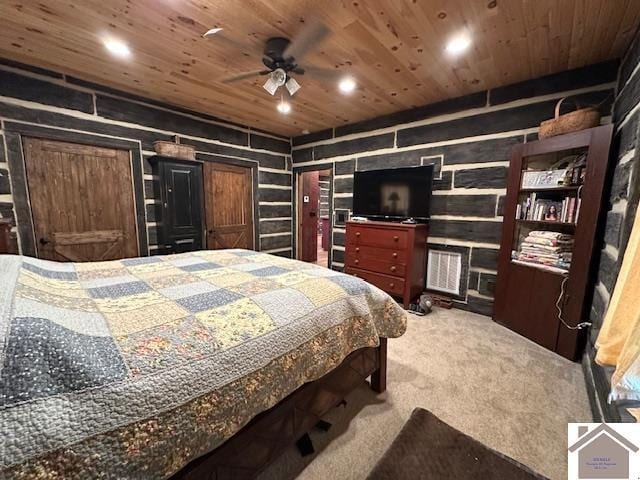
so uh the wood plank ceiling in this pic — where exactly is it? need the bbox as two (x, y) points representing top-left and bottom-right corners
(0, 0), (639, 136)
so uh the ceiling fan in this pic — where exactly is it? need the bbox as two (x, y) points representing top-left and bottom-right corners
(203, 20), (343, 97)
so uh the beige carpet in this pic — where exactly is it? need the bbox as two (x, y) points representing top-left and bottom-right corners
(258, 308), (592, 480)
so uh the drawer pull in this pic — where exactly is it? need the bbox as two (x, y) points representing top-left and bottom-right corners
(392, 252), (398, 258)
(389, 283), (395, 288)
(354, 259), (359, 264)
(393, 235), (399, 241)
(353, 273), (358, 277)
(356, 232), (361, 237)
(355, 247), (360, 252)
(390, 266), (396, 272)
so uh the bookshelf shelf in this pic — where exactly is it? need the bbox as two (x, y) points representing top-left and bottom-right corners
(510, 259), (568, 275)
(515, 219), (576, 228)
(519, 186), (580, 193)
(494, 125), (613, 361)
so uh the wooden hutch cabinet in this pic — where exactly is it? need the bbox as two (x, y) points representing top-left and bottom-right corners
(494, 125), (613, 361)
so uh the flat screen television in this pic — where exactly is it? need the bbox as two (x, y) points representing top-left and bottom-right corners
(352, 165), (433, 221)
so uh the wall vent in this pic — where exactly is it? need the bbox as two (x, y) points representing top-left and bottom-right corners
(426, 250), (462, 295)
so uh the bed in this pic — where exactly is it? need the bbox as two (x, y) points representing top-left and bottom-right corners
(0, 249), (406, 479)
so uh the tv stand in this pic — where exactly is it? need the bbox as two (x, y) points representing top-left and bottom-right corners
(344, 220), (429, 308)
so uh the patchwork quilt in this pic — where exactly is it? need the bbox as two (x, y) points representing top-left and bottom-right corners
(0, 249), (406, 479)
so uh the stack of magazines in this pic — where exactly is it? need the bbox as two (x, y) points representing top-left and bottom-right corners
(515, 231), (574, 271)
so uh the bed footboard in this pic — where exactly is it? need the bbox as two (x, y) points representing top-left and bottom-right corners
(172, 339), (387, 480)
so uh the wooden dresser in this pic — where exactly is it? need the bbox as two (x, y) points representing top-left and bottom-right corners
(345, 220), (428, 307)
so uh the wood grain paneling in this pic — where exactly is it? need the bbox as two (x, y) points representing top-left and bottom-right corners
(23, 138), (139, 261)
(0, 0), (637, 136)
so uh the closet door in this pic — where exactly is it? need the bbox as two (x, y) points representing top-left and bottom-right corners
(204, 162), (254, 250)
(23, 138), (139, 261)
(159, 161), (203, 253)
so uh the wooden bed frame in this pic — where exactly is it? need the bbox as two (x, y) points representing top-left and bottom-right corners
(171, 338), (387, 480)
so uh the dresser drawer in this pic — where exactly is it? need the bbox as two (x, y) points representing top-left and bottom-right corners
(349, 244), (407, 263)
(345, 254), (406, 276)
(345, 267), (405, 296)
(346, 227), (408, 249)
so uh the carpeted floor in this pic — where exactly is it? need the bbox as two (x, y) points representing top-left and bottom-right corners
(258, 307), (592, 480)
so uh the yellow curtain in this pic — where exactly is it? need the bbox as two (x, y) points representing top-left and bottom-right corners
(596, 206), (640, 399)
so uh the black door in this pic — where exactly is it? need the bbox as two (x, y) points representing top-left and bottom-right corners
(158, 160), (203, 253)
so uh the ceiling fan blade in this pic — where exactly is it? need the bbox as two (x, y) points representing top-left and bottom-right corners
(203, 28), (223, 38)
(262, 55), (276, 70)
(283, 20), (330, 62)
(222, 70), (271, 84)
(300, 65), (343, 80)
(203, 28), (262, 56)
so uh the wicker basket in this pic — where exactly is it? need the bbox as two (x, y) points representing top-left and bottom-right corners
(538, 97), (600, 139)
(153, 140), (196, 160)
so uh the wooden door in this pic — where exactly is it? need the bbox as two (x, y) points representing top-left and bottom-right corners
(159, 161), (203, 253)
(204, 162), (254, 250)
(23, 138), (139, 261)
(299, 170), (319, 262)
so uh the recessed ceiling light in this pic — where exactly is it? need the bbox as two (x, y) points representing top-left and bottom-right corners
(203, 27), (223, 38)
(103, 38), (131, 58)
(339, 77), (356, 94)
(445, 34), (471, 55)
(277, 100), (291, 114)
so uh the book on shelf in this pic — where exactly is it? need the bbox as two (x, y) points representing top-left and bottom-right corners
(516, 192), (580, 223)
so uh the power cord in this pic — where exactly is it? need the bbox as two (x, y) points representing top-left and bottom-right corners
(556, 275), (592, 330)
(554, 183), (591, 330)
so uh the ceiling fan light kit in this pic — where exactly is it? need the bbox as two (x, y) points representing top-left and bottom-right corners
(206, 20), (348, 113)
(262, 68), (288, 95)
(285, 77), (301, 96)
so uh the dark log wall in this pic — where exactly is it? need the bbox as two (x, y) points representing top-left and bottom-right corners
(0, 57), (624, 321)
(0, 60), (293, 257)
(292, 61), (618, 316)
(584, 30), (640, 422)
